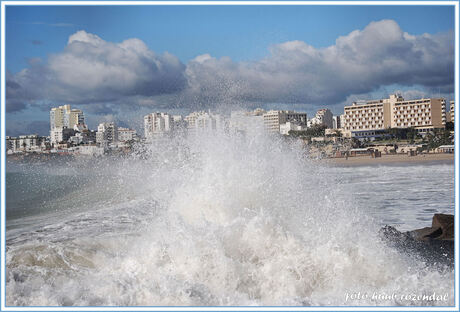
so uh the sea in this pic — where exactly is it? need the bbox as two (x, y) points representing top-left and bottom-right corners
(4, 131), (455, 306)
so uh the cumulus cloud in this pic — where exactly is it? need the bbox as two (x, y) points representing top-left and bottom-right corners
(6, 20), (455, 114)
(184, 20), (454, 107)
(6, 30), (187, 111)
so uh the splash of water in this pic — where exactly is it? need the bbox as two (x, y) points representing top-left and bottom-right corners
(5, 129), (454, 306)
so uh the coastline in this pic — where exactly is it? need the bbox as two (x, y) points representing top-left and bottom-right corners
(325, 153), (454, 166)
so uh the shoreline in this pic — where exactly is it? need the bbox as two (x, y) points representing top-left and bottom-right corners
(324, 153), (454, 166)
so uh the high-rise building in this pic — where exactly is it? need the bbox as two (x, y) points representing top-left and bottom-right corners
(50, 105), (85, 130)
(144, 112), (173, 138)
(450, 100), (455, 124)
(185, 111), (226, 133)
(332, 116), (341, 129)
(50, 105), (85, 146)
(96, 122), (118, 146)
(310, 109), (333, 128)
(263, 110), (307, 133)
(341, 94), (446, 134)
(118, 127), (137, 142)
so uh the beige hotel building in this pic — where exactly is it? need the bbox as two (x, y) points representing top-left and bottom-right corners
(342, 94), (446, 134)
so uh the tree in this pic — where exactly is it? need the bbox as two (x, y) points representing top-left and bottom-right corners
(445, 121), (454, 131)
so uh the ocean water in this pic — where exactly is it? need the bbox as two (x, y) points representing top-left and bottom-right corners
(5, 131), (455, 306)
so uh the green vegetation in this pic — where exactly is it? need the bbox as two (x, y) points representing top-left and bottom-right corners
(289, 124), (327, 138)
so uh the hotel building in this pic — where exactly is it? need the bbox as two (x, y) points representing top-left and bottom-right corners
(342, 94), (446, 134)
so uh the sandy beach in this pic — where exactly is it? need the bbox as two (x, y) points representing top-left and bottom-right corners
(326, 153), (454, 166)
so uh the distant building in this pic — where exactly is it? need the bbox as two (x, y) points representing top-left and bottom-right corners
(96, 122), (118, 147)
(450, 100), (455, 124)
(342, 94), (446, 135)
(118, 127), (137, 142)
(50, 128), (76, 145)
(144, 112), (173, 138)
(185, 111), (226, 133)
(50, 105), (85, 130)
(50, 105), (85, 147)
(229, 109), (265, 134)
(332, 115), (341, 129)
(6, 135), (47, 153)
(263, 110), (307, 133)
(310, 109), (333, 128)
(280, 121), (306, 135)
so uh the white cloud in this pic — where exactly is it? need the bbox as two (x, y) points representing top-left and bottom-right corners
(6, 20), (455, 114)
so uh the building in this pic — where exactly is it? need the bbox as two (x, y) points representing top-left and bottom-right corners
(144, 112), (173, 138)
(96, 122), (118, 146)
(50, 128), (76, 145)
(263, 110), (307, 133)
(6, 135), (47, 153)
(332, 115), (341, 129)
(118, 127), (137, 142)
(342, 94), (446, 135)
(280, 121), (306, 135)
(69, 130), (96, 145)
(50, 105), (85, 147)
(450, 101), (455, 124)
(310, 109), (333, 128)
(50, 105), (85, 130)
(185, 111), (226, 133)
(229, 109), (265, 134)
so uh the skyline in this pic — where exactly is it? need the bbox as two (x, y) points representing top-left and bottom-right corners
(5, 2), (456, 136)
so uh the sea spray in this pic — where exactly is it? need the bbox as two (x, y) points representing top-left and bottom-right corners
(5, 129), (454, 306)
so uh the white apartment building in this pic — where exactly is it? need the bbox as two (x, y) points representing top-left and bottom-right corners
(118, 127), (137, 142)
(50, 128), (76, 145)
(6, 135), (46, 153)
(332, 115), (341, 129)
(50, 105), (85, 130)
(229, 109), (265, 134)
(310, 109), (334, 128)
(185, 111), (226, 133)
(342, 94), (446, 133)
(96, 122), (118, 146)
(263, 110), (307, 133)
(450, 101), (455, 124)
(280, 122), (306, 135)
(144, 112), (173, 138)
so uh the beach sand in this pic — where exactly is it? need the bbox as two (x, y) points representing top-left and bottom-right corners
(325, 153), (454, 166)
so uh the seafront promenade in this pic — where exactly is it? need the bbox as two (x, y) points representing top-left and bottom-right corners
(328, 153), (454, 166)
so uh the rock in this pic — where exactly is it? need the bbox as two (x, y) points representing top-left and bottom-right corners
(410, 214), (454, 241)
(379, 214), (454, 267)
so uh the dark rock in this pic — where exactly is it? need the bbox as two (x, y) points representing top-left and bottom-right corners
(379, 214), (454, 267)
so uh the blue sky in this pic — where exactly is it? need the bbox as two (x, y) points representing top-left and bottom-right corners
(5, 3), (456, 135)
(7, 5), (455, 73)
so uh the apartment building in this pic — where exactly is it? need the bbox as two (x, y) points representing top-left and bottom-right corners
(144, 112), (173, 138)
(342, 94), (446, 134)
(263, 110), (307, 133)
(310, 109), (333, 128)
(96, 122), (118, 146)
(450, 101), (455, 124)
(50, 105), (85, 130)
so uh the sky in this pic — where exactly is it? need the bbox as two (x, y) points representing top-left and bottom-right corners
(5, 3), (456, 136)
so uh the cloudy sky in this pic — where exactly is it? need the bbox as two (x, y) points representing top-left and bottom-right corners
(5, 4), (455, 136)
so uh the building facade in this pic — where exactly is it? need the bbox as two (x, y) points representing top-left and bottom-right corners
(263, 110), (307, 133)
(310, 109), (334, 128)
(342, 94), (446, 134)
(118, 127), (137, 142)
(144, 112), (173, 138)
(96, 122), (118, 146)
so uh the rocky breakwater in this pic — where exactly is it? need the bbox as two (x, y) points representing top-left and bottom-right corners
(380, 214), (454, 267)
